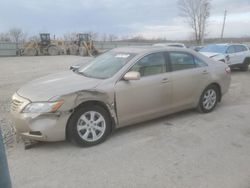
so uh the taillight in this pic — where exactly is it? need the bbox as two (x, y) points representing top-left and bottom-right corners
(225, 67), (231, 74)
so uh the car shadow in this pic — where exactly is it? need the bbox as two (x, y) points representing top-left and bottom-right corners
(230, 67), (250, 74)
(110, 109), (197, 137)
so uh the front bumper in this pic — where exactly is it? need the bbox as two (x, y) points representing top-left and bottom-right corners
(10, 93), (71, 142)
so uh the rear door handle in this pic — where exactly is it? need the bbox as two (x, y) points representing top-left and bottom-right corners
(161, 78), (169, 83)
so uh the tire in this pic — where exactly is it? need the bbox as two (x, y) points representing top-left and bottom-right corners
(48, 45), (59, 56)
(79, 46), (87, 56)
(240, 60), (249, 71)
(67, 105), (112, 147)
(69, 44), (78, 55)
(197, 85), (219, 113)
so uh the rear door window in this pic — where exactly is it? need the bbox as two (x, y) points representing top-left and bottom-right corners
(169, 52), (196, 71)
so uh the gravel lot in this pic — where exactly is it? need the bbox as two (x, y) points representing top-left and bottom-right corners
(1, 56), (250, 188)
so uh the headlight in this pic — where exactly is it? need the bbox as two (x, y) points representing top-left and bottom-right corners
(22, 100), (64, 113)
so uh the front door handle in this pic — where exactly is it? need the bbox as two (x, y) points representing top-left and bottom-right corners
(161, 78), (169, 83)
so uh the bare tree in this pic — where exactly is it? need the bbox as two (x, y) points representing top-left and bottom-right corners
(0, 32), (11, 42)
(63, 32), (78, 42)
(101, 33), (107, 42)
(8, 27), (25, 53)
(129, 35), (145, 42)
(9, 27), (24, 43)
(88, 31), (99, 41)
(108, 34), (117, 42)
(178, 0), (211, 45)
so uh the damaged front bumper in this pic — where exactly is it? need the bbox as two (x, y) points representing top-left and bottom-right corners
(10, 93), (71, 142)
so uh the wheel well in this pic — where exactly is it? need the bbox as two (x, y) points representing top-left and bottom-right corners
(209, 83), (222, 102)
(65, 100), (115, 140)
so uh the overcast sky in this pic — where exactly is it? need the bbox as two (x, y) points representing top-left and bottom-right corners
(0, 0), (250, 40)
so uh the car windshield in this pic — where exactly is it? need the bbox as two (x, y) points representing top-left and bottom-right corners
(78, 51), (136, 79)
(200, 44), (227, 53)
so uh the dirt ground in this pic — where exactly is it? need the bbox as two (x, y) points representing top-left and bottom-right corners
(1, 56), (250, 188)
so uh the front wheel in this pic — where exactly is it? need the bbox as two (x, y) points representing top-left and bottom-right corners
(67, 105), (111, 147)
(48, 45), (59, 56)
(198, 85), (219, 113)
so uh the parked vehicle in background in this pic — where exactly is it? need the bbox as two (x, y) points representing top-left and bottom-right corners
(65, 33), (99, 56)
(22, 33), (65, 56)
(190, 46), (203, 52)
(153, 43), (186, 48)
(10, 46), (231, 147)
(200, 43), (250, 71)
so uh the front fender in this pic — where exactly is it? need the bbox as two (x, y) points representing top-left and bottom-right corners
(55, 90), (118, 126)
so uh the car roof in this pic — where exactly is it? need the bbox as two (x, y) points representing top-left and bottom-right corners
(111, 46), (191, 55)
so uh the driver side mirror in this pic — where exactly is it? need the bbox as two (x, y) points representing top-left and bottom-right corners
(123, 71), (141, 81)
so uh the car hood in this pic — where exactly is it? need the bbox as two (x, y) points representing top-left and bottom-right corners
(200, 52), (222, 58)
(17, 71), (102, 101)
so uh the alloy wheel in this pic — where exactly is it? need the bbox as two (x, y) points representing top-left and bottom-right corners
(202, 89), (217, 110)
(76, 111), (106, 142)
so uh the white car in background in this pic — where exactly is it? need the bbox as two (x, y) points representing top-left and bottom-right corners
(153, 43), (186, 48)
(199, 44), (250, 71)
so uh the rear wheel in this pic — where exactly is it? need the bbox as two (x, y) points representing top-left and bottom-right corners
(240, 60), (249, 71)
(198, 85), (219, 113)
(67, 105), (111, 147)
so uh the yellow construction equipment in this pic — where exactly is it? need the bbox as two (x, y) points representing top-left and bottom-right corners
(22, 33), (66, 56)
(66, 33), (99, 56)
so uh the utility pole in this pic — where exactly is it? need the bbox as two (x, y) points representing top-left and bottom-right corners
(0, 128), (12, 188)
(221, 10), (227, 39)
(201, 2), (208, 46)
(201, 18), (206, 45)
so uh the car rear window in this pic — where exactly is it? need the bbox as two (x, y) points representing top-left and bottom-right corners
(169, 52), (196, 71)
